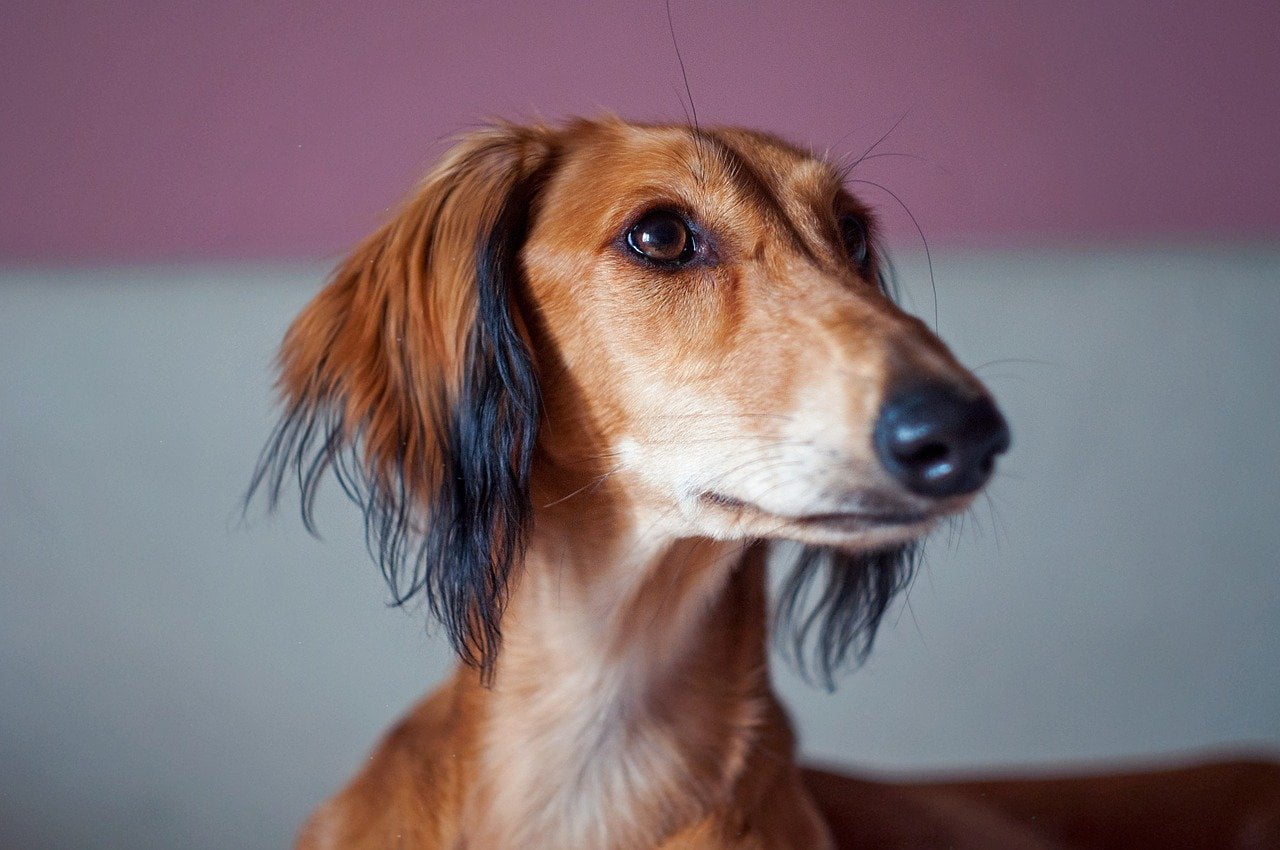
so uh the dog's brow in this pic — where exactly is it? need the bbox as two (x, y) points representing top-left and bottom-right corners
(696, 129), (822, 264)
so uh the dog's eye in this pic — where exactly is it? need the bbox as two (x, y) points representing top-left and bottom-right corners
(626, 211), (695, 265)
(838, 212), (870, 270)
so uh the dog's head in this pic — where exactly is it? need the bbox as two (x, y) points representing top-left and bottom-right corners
(250, 117), (1008, 685)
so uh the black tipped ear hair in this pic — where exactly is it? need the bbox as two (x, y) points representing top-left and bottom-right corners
(246, 126), (555, 682)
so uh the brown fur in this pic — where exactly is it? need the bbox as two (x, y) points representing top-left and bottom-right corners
(272, 117), (1279, 848)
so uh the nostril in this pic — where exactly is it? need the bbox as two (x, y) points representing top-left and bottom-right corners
(895, 440), (950, 468)
(874, 382), (1010, 499)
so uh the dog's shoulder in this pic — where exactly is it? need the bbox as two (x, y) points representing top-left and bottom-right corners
(295, 677), (477, 849)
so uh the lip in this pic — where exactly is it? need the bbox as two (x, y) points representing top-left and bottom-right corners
(791, 509), (932, 529)
(699, 492), (933, 530)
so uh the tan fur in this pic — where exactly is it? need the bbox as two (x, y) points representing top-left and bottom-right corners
(278, 118), (1279, 848)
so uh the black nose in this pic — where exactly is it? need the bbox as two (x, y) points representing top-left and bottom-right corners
(874, 383), (1011, 499)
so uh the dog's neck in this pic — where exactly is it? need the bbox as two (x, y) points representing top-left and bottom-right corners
(458, 495), (824, 848)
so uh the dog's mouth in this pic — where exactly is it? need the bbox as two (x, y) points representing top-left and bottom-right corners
(698, 491), (934, 533)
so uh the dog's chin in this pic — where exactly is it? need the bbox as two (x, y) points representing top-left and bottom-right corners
(692, 491), (942, 551)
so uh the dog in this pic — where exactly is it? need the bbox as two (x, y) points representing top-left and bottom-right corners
(252, 117), (1279, 848)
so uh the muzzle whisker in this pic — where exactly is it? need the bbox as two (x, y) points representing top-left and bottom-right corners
(541, 464), (625, 508)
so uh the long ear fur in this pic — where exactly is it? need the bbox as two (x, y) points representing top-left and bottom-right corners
(248, 125), (555, 680)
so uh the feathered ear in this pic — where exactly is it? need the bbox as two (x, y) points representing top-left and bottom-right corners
(248, 125), (555, 680)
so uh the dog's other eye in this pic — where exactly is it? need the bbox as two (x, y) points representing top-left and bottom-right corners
(627, 211), (696, 265)
(838, 212), (870, 270)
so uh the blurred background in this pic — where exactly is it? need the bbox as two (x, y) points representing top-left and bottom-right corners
(2, 2), (1277, 847)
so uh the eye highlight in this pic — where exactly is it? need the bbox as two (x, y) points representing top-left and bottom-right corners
(626, 210), (696, 266)
(837, 212), (870, 271)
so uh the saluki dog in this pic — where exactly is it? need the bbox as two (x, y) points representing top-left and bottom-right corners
(253, 118), (1279, 848)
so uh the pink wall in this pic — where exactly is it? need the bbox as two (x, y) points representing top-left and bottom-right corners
(2, 1), (1277, 262)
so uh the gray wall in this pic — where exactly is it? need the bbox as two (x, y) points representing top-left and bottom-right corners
(2, 249), (1278, 848)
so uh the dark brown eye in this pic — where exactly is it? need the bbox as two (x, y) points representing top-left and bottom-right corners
(838, 212), (870, 270)
(626, 211), (695, 265)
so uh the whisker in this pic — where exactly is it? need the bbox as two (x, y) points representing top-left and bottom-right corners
(541, 465), (624, 508)
(845, 107), (913, 172)
(983, 490), (1009, 553)
(971, 357), (1058, 371)
(665, 0), (699, 134)
(664, 0), (713, 183)
(850, 151), (926, 167)
(636, 411), (797, 421)
(848, 177), (939, 334)
(702, 446), (811, 490)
